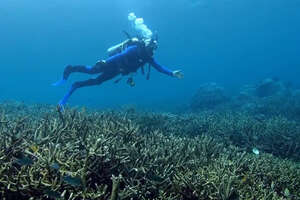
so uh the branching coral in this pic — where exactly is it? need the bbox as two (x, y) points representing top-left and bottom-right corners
(0, 102), (299, 199)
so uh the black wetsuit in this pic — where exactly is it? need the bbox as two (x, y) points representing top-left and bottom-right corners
(56, 43), (174, 107)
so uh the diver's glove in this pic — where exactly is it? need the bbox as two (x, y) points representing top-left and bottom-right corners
(52, 79), (66, 86)
(172, 70), (184, 79)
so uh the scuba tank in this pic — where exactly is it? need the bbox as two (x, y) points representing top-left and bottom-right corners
(109, 12), (155, 86)
(107, 32), (140, 57)
(107, 39), (130, 56)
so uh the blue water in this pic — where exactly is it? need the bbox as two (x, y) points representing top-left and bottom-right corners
(1, 0), (300, 109)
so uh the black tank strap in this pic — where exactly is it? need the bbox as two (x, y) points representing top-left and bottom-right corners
(146, 63), (151, 80)
(123, 30), (132, 39)
(141, 66), (145, 75)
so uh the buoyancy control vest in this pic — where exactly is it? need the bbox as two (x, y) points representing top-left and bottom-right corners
(107, 33), (152, 84)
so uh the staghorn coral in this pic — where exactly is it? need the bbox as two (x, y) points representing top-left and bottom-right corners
(0, 102), (299, 199)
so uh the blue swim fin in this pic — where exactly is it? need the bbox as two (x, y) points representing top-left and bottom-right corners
(52, 79), (66, 86)
(58, 100), (65, 112)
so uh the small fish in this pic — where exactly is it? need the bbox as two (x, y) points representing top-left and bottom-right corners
(50, 162), (60, 170)
(241, 175), (248, 184)
(15, 156), (34, 166)
(252, 148), (260, 155)
(29, 144), (39, 153)
(44, 189), (61, 199)
(63, 175), (82, 186)
(284, 188), (290, 197)
(271, 181), (275, 190)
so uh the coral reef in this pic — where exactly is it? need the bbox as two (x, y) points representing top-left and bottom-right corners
(190, 83), (229, 111)
(0, 101), (300, 199)
(254, 78), (290, 98)
(191, 79), (300, 121)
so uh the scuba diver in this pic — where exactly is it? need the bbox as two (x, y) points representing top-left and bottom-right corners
(53, 13), (184, 110)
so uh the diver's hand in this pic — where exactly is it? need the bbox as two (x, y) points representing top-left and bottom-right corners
(173, 70), (184, 79)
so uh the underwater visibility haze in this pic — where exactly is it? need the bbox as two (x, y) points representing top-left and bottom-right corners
(1, 0), (300, 199)
(0, 0), (300, 108)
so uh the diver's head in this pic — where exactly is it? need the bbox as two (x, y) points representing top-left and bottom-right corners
(144, 38), (158, 53)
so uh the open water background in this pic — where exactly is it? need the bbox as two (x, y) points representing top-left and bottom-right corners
(1, 0), (299, 110)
